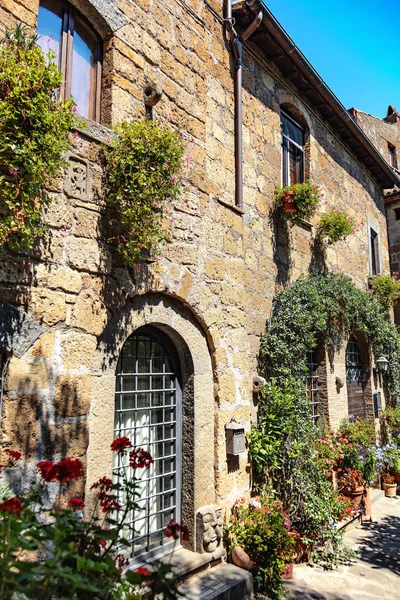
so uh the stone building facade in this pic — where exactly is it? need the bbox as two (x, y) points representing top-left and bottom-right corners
(1, 0), (399, 567)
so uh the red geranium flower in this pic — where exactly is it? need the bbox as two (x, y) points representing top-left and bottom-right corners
(137, 566), (152, 576)
(164, 518), (189, 541)
(37, 458), (83, 483)
(6, 450), (22, 461)
(37, 461), (58, 482)
(90, 476), (113, 491)
(0, 497), (22, 518)
(56, 458), (83, 483)
(110, 437), (133, 453)
(68, 497), (85, 511)
(99, 497), (121, 514)
(129, 448), (154, 469)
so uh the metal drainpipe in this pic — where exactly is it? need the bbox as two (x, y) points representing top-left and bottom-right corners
(224, 1), (263, 209)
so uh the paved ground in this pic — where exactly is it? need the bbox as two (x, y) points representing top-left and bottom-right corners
(283, 495), (400, 600)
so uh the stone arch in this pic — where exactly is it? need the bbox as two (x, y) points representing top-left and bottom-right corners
(66, 0), (125, 37)
(85, 294), (215, 549)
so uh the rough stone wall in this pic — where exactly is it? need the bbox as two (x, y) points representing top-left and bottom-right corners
(0, 0), (391, 511)
(351, 108), (400, 171)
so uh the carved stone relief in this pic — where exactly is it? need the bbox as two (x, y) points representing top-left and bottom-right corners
(65, 155), (90, 200)
(196, 504), (223, 554)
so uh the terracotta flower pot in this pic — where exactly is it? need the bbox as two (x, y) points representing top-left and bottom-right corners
(283, 191), (296, 214)
(281, 562), (293, 579)
(231, 546), (254, 571)
(383, 482), (397, 498)
(341, 485), (364, 509)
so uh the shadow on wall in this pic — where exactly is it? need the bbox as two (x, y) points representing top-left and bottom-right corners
(270, 208), (292, 285)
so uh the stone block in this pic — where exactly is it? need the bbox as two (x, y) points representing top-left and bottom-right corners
(71, 290), (108, 336)
(31, 289), (66, 326)
(5, 357), (50, 392)
(0, 393), (41, 460)
(54, 374), (92, 418)
(61, 332), (97, 370)
(67, 238), (111, 273)
(27, 331), (56, 359)
(45, 422), (89, 460)
(34, 264), (82, 294)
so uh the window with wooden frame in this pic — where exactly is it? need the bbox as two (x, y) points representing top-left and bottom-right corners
(37, 0), (102, 121)
(281, 110), (305, 186)
(388, 144), (398, 170)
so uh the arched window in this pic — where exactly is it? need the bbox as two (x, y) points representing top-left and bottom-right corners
(346, 336), (365, 418)
(113, 326), (182, 562)
(37, 0), (102, 121)
(281, 109), (305, 186)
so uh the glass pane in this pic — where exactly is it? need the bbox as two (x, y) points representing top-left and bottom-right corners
(70, 17), (97, 118)
(37, 3), (63, 68)
(281, 113), (304, 146)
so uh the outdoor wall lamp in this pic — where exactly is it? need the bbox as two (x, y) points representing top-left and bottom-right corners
(376, 356), (389, 373)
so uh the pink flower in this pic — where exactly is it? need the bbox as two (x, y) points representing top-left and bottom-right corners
(9, 168), (18, 175)
(72, 106), (78, 113)
(73, 131), (79, 138)
(163, 163), (170, 170)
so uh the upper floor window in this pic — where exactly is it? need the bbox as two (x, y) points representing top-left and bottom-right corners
(37, 0), (102, 121)
(389, 144), (398, 170)
(281, 110), (304, 186)
(369, 226), (381, 276)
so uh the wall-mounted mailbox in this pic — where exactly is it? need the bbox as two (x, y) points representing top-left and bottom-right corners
(373, 392), (382, 417)
(226, 422), (246, 456)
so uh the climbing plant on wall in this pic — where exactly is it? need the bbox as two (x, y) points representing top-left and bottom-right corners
(260, 272), (400, 404)
(0, 25), (77, 248)
(105, 119), (184, 265)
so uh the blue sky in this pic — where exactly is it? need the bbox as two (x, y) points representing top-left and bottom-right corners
(263, 0), (400, 118)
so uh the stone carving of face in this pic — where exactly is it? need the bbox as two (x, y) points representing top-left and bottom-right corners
(196, 504), (223, 553)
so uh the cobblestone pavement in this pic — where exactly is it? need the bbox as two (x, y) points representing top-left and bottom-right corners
(283, 495), (400, 600)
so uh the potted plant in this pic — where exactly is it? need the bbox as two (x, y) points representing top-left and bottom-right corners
(274, 179), (322, 222)
(338, 468), (365, 509)
(316, 210), (356, 245)
(225, 495), (295, 598)
(382, 472), (397, 497)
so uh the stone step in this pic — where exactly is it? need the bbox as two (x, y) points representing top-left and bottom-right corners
(178, 563), (254, 600)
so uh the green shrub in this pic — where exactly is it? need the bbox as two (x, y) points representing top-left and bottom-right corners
(0, 24), (76, 248)
(317, 210), (356, 244)
(105, 119), (184, 265)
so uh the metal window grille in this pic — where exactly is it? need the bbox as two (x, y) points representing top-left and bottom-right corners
(346, 337), (363, 383)
(305, 350), (319, 424)
(113, 328), (181, 563)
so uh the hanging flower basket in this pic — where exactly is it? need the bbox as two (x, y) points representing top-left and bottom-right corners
(274, 180), (322, 222)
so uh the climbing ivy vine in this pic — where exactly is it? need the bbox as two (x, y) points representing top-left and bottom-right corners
(260, 272), (400, 404)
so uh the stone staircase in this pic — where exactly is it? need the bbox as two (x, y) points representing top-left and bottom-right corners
(162, 548), (253, 600)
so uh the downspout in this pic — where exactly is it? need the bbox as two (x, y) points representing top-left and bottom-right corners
(224, 0), (263, 209)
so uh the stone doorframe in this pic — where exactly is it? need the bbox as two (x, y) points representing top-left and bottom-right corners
(85, 293), (215, 551)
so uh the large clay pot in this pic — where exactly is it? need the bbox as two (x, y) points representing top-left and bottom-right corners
(341, 485), (364, 509)
(231, 546), (254, 571)
(383, 482), (397, 498)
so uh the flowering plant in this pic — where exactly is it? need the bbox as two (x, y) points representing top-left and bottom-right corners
(314, 431), (344, 475)
(369, 274), (400, 311)
(105, 119), (184, 265)
(225, 494), (295, 598)
(382, 472), (396, 484)
(337, 468), (365, 492)
(0, 439), (183, 599)
(0, 24), (77, 249)
(317, 210), (356, 245)
(274, 179), (322, 223)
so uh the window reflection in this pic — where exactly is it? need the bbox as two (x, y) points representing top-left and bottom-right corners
(37, 4), (63, 67)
